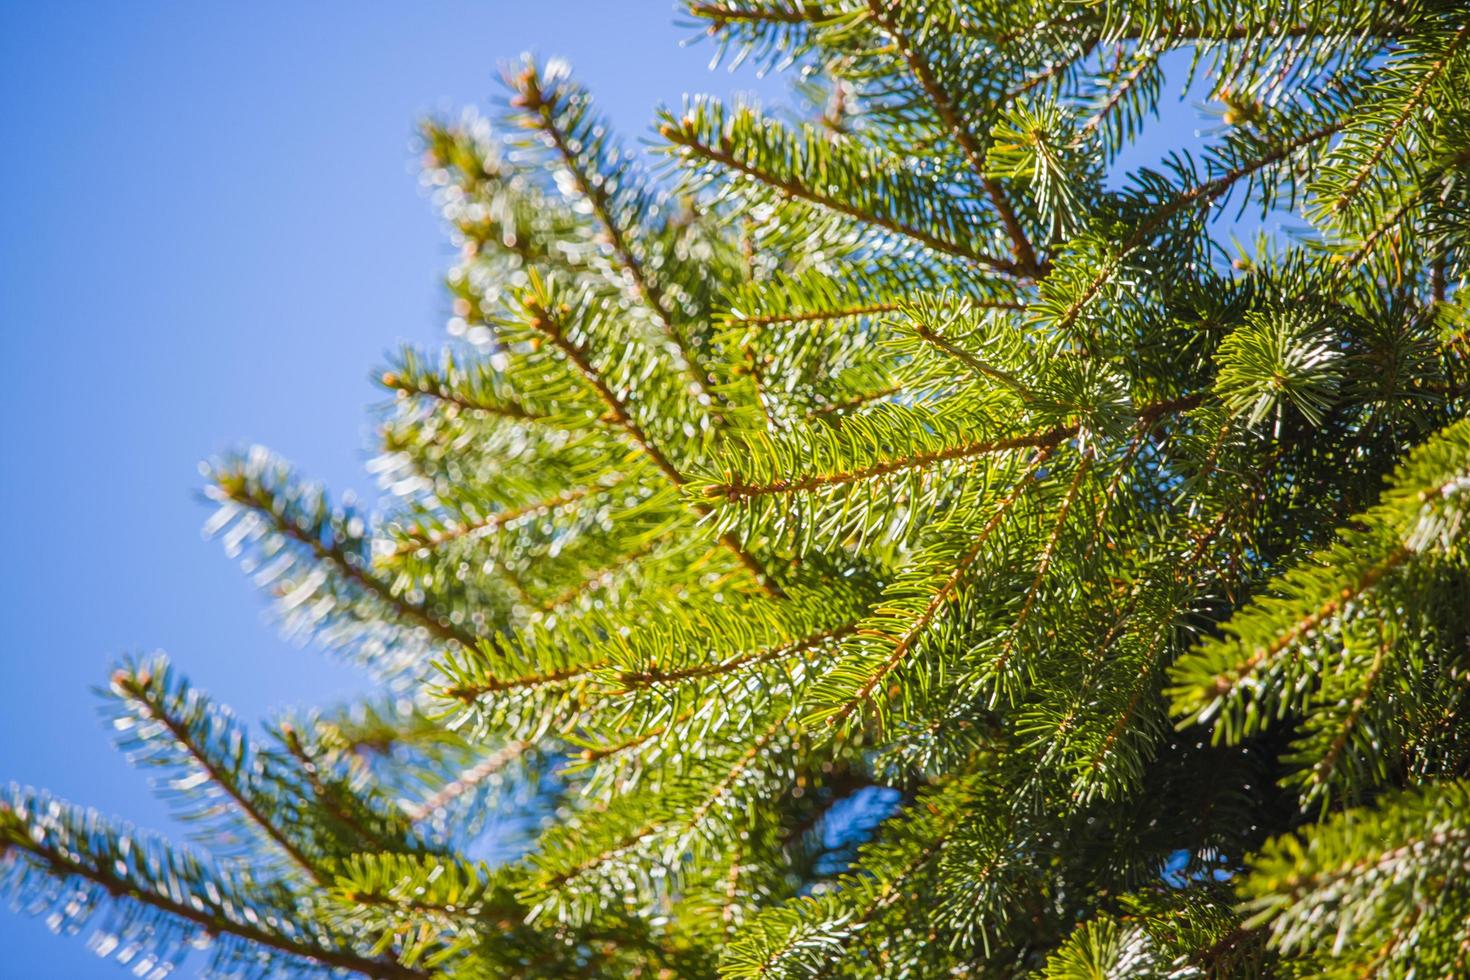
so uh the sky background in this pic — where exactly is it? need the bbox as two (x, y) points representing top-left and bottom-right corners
(0, 5), (1213, 976)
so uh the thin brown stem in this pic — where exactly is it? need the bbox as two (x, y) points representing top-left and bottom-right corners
(279, 725), (395, 853)
(514, 67), (724, 407)
(526, 301), (785, 598)
(223, 483), (484, 651)
(617, 623), (857, 688)
(404, 740), (532, 823)
(118, 675), (324, 884)
(990, 450), (1093, 677)
(663, 127), (1021, 275)
(688, 2), (828, 25)
(709, 426), (1074, 502)
(1331, 22), (1470, 216)
(386, 484), (609, 559)
(865, 0), (1042, 276)
(5, 836), (426, 980)
(912, 324), (1032, 396)
(806, 384), (903, 420)
(380, 371), (540, 422)
(829, 446), (1054, 726)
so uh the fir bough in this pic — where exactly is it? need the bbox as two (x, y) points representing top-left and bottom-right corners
(5, 2), (1470, 976)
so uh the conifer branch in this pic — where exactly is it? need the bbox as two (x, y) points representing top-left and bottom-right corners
(62, 849), (426, 979)
(1003, 50), (1094, 108)
(1304, 631), (1388, 800)
(828, 446), (1054, 726)
(112, 669), (325, 883)
(726, 298), (1025, 328)
(511, 66), (724, 406)
(1076, 617), (1175, 793)
(863, 0), (1042, 276)
(806, 384), (904, 419)
(278, 724), (398, 854)
(673, 718), (784, 840)
(1080, 46), (1158, 136)
(660, 123), (1021, 275)
(912, 324), (1033, 397)
(386, 484), (610, 559)
(531, 303), (686, 483)
(1328, 21), (1470, 217)
(575, 714), (690, 764)
(23, 9), (1470, 975)
(1, 803), (426, 980)
(404, 740), (532, 823)
(525, 298), (785, 597)
(539, 539), (666, 613)
(216, 474), (485, 651)
(1207, 545), (1410, 699)
(616, 622), (857, 688)
(444, 662), (597, 702)
(380, 369), (541, 421)
(539, 716), (783, 890)
(687, 2), (829, 25)
(989, 450), (1092, 679)
(1049, 122), (1341, 337)
(706, 426), (1074, 501)
(730, 303), (902, 326)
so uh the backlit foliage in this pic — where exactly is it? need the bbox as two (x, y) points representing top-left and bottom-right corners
(5, 2), (1470, 976)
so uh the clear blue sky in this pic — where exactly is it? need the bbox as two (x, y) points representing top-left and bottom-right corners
(0, 5), (1219, 976)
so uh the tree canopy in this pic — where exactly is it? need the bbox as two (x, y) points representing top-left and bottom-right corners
(5, 1), (1470, 976)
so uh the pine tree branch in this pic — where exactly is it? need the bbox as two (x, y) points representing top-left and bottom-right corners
(864, 0), (1042, 276)
(912, 324), (1033, 397)
(989, 450), (1093, 677)
(806, 384), (904, 420)
(278, 724), (398, 854)
(1080, 46), (1158, 136)
(1052, 122), (1341, 338)
(730, 303), (900, 326)
(829, 446), (1054, 726)
(706, 425), (1074, 501)
(753, 787), (967, 975)
(3, 828), (426, 980)
(380, 369), (542, 421)
(541, 718), (783, 890)
(114, 671), (325, 884)
(445, 662), (597, 702)
(1330, 21), (1470, 216)
(709, 393), (1202, 501)
(1001, 46), (1097, 108)
(218, 480), (485, 651)
(386, 484), (611, 560)
(532, 304), (689, 484)
(1076, 615), (1175, 792)
(616, 623), (858, 688)
(525, 299), (786, 597)
(660, 124), (1022, 275)
(727, 299), (1023, 327)
(1208, 544), (1410, 699)
(576, 713), (692, 764)
(403, 740), (532, 823)
(687, 2), (829, 25)
(1304, 630), (1388, 800)
(512, 67), (725, 407)
(540, 538), (666, 613)
(673, 718), (784, 839)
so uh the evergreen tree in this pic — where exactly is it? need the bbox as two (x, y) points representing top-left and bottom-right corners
(6, 2), (1470, 976)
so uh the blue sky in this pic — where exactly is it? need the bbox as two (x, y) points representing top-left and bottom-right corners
(0, 5), (1220, 976)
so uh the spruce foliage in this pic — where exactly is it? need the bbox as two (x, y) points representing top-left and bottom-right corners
(6, 2), (1470, 976)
